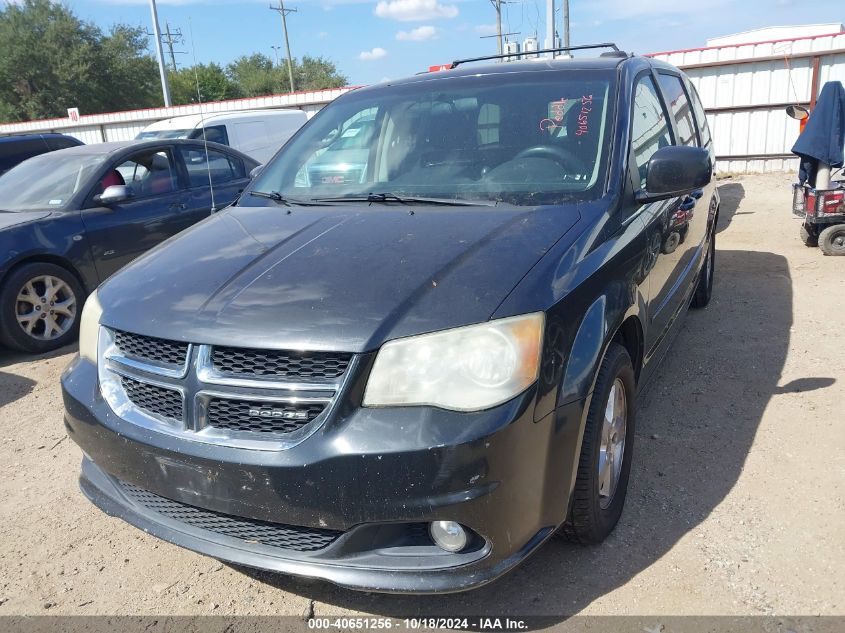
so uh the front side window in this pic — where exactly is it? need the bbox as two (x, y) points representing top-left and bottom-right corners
(657, 73), (698, 147)
(248, 71), (616, 206)
(631, 75), (673, 189)
(189, 125), (229, 146)
(113, 149), (178, 198)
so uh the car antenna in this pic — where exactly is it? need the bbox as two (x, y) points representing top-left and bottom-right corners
(188, 19), (216, 214)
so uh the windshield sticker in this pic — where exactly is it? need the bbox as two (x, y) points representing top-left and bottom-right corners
(48, 199), (63, 205)
(539, 98), (568, 133)
(575, 95), (593, 136)
(341, 127), (361, 138)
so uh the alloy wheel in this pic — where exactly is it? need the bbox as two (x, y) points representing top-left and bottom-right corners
(598, 378), (627, 509)
(15, 275), (77, 341)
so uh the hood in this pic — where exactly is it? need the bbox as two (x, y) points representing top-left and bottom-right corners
(99, 204), (581, 352)
(0, 210), (52, 231)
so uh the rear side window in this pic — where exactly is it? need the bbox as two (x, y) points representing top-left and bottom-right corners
(686, 81), (712, 147)
(180, 147), (245, 187)
(45, 136), (81, 151)
(656, 73), (698, 147)
(0, 138), (50, 174)
(631, 75), (673, 188)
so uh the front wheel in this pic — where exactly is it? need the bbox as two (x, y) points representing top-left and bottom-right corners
(0, 262), (84, 353)
(559, 342), (636, 544)
(800, 223), (818, 247)
(818, 224), (845, 256)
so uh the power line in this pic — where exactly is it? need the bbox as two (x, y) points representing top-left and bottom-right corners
(269, 1), (297, 93)
(162, 22), (185, 71)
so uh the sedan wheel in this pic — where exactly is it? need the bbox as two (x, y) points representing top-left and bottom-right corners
(15, 275), (77, 340)
(0, 263), (84, 354)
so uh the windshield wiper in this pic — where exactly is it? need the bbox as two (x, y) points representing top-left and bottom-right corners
(313, 192), (496, 207)
(248, 190), (321, 206)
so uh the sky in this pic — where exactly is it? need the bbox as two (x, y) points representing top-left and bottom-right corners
(53, 0), (845, 87)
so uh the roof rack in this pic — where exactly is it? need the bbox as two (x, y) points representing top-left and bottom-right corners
(450, 43), (623, 68)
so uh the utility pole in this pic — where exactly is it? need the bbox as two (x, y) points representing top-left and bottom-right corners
(269, 1), (297, 93)
(562, 0), (570, 50)
(545, 0), (556, 57)
(148, 0), (172, 106)
(489, 0), (503, 56)
(162, 22), (184, 71)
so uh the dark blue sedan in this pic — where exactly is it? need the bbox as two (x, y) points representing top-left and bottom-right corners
(0, 139), (258, 353)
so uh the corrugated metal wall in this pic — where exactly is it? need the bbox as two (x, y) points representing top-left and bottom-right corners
(652, 32), (845, 173)
(0, 88), (354, 145)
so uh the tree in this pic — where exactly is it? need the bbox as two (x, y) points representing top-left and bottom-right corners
(295, 56), (347, 91)
(0, 0), (160, 122)
(227, 53), (281, 98)
(169, 63), (242, 105)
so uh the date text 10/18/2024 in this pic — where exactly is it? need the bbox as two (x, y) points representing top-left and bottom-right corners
(307, 618), (529, 630)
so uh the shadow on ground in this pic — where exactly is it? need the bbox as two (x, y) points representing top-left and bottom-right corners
(716, 182), (746, 232)
(236, 248), (836, 624)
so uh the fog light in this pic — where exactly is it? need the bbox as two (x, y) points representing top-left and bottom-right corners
(429, 520), (467, 552)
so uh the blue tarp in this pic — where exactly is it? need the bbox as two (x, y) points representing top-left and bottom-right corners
(792, 81), (845, 185)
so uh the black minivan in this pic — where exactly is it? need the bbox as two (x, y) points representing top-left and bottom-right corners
(62, 47), (719, 593)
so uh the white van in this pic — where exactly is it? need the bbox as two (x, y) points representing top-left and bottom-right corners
(136, 110), (307, 163)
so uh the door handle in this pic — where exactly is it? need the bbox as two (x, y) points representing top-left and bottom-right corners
(169, 202), (187, 211)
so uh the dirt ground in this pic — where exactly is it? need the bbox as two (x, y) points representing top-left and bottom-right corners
(0, 173), (843, 624)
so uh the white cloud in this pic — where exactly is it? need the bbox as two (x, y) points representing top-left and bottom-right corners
(396, 25), (437, 41)
(375, 0), (458, 22)
(359, 47), (388, 60)
(474, 23), (497, 36)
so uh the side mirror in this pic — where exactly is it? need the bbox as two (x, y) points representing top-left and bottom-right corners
(636, 146), (712, 203)
(249, 164), (263, 179)
(96, 184), (133, 206)
(786, 104), (810, 120)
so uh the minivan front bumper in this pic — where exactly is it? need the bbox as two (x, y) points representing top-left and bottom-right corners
(62, 356), (587, 593)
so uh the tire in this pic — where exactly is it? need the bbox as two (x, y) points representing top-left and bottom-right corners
(690, 229), (715, 309)
(799, 224), (818, 247)
(818, 224), (845, 256)
(0, 262), (84, 354)
(559, 342), (636, 544)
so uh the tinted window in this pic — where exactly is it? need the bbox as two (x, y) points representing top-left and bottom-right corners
(0, 137), (50, 175)
(631, 75), (673, 188)
(251, 71), (616, 206)
(686, 81), (712, 147)
(189, 125), (229, 146)
(180, 147), (245, 187)
(45, 136), (81, 151)
(112, 149), (178, 198)
(657, 73), (698, 147)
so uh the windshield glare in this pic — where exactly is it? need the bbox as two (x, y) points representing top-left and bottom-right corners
(251, 71), (614, 206)
(0, 152), (104, 211)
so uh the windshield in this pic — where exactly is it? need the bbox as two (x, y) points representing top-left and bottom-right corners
(248, 70), (615, 206)
(136, 129), (190, 140)
(0, 152), (104, 211)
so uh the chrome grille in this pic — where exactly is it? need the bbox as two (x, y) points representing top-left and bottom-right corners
(118, 481), (342, 551)
(206, 398), (325, 434)
(100, 328), (354, 449)
(113, 329), (188, 366)
(211, 346), (352, 381)
(120, 376), (183, 422)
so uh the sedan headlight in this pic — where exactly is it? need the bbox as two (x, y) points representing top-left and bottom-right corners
(78, 289), (102, 363)
(363, 313), (545, 412)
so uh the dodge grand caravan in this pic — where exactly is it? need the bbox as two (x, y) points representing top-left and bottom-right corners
(62, 46), (719, 593)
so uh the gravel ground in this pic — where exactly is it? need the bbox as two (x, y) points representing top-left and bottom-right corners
(0, 173), (843, 623)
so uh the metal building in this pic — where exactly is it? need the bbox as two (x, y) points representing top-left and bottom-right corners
(650, 24), (845, 173)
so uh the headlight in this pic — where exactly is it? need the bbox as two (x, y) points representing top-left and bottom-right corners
(363, 313), (545, 412)
(78, 289), (102, 363)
